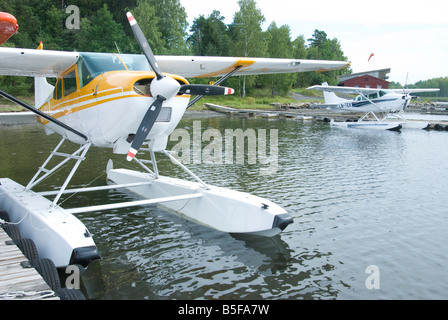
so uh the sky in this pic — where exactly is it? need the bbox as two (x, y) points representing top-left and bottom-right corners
(179, 0), (448, 84)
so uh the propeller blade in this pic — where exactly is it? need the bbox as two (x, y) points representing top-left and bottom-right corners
(126, 97), (165, 161)
(126, 12), (164, 80)
(179, 84), (235, 96)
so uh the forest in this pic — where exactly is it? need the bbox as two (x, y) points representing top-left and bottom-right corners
(390, 78), (448, 98)
(1, 0), (352, 97)
(1, 0), (446, 98)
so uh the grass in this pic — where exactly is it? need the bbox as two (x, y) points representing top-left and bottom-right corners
(192, 96), (292, 110)
(413, 96), (448, 104)
(0, 95), (33, 112)
(291, 87), (324, 98)
(191, 88), (323, 110)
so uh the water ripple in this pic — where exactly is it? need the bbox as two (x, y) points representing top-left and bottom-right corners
(1, 119), (448, 299)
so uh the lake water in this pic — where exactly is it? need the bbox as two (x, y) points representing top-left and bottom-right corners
(1, 114), (447, 300)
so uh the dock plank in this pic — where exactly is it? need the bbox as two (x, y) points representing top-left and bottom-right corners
(0, 227), (59, 300)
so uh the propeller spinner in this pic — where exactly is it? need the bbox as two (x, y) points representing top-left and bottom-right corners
(126, 12), (234, 161)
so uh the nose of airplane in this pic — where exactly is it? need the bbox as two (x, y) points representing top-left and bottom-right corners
(402, 94), (412, 110)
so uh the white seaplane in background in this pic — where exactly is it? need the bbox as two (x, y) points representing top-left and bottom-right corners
(0, 12), (349, 268)
(308, 82), (440, 130)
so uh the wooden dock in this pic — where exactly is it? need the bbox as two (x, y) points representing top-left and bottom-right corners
(204, 103), (448, 130)
(0, 228), (59, 300)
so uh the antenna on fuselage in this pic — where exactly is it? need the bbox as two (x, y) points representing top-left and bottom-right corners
(114, 41), (121, 54)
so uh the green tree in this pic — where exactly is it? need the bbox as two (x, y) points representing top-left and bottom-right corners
(188, 15), (207, 56)
(292, 35), (307, 59)
(146, 0), (189, 54)
(74, 4), (131, 53)
(132, 0), (165, 54)
(292, 35), (308, 87)
(261, 22), (296, 96)
(230, 0), (267, 57)
(307, 30), (329, 58)
(303, 29), (350, 86)
(410, 77), (447, 97)
(188, 11), (230, 56)
(38, 5), (68, 51)
(203, 11), (230, 56)
(230, 0), (267, 97)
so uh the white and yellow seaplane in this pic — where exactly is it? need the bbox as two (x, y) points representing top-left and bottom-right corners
(308, 82), (440, 130)
(0, 12), (349, 268)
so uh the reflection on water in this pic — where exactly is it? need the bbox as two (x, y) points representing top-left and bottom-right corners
(1, 116), (448, 300)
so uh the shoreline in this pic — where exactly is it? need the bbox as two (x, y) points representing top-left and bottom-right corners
(1, 104), (447, 130)
(0, 109), (227, 125)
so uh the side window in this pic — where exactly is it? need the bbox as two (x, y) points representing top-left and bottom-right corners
(63, 70), (77, 96)
(368, 93), (378, 100)
(77, 57), (93, 88)
(54, 79), (63, 100)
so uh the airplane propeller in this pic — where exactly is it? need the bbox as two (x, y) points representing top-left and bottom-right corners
(126, 12), (164, 81)
(401, 73), (412, 111)
(126, 12), (234, 161)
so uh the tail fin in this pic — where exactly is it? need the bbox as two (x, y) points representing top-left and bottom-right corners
(321, 82), (347, 104)
(34, 42), (54, 108)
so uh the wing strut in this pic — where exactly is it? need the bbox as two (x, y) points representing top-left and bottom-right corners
(187, 65), (243, 108)
(0, 89), (88, 141)
(354, 89), (383, 121)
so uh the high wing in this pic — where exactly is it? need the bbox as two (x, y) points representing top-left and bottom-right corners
(155, 56), (349, 78)
(0, 47), (349, 78)
(307, 84), (382, 95)
(390, 88), (440, 94)
(309, 84), (441, 96)
(0, 47), (79, 77)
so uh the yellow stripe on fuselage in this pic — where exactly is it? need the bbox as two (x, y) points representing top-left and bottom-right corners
(37, 92), (141, 125)
(37, 70), (190, 125)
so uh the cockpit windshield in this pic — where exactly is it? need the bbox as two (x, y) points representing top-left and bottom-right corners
(81, 52), (126, 75)
(117, 54), (152, 71)
(78, 52), (153, 88)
